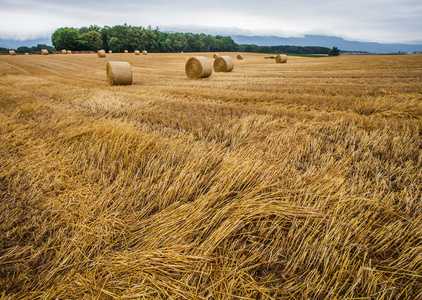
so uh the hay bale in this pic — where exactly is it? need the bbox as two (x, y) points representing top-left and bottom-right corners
(276, 54), (287, 63)
(213, 53), (219, 59)
(213, 56), (234, 72)
(25, 53), (29, 55)
(109, 50), (112, 53)
(106, 61), (133, 86)
(124, 50), (128, 53)
(67, 50), (72, 54)
(61, 49), (67, 54)
(9, 50), (16, 55)
(97, 50), (106, 58)
(185, 56), (212, 79)
(142, 50), (147, 55)
(41, 49), (49, 55)
(237, 54), (243, 60)
(134, 50), (140, 55)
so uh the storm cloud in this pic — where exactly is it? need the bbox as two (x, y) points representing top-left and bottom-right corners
(0, 0), (421, 43)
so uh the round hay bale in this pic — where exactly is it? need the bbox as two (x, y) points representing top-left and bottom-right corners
(61, 49), (67, 54)
(25, 53), (29, 55)
(185, 56), (212, 79)
(109, 50), (112, 54)
(134, 50), (140, 55)
(41, 49), (49, 55)
(213, 56), (234, 72)
(106, 61), (133, 86)
(124, 50), (128, 53)
(67, 50), (72, 54)
(276, 54), (287, 63)
(9, 50), (16, 55)
(237, 54), (243, 60)
(142, 50), (147, 55)
(213, 53), (219, 59)
(97, 50), (106, 58)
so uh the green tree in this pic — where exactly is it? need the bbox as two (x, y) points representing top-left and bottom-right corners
(328, 46), (340, 56)
(51, 27), (83, 51)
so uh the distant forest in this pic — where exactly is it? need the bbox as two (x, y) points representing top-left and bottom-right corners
(1, 25), (331, 55)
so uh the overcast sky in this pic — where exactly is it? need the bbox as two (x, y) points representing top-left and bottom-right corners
(1, 0), (421, 44)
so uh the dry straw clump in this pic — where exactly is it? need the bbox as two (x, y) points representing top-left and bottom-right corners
(185, 56), (212, 79)
(213, 53), (219, 59)
(97, 50), (106, 58)
(213, 55), (234, 72)
(237, 54), (243, 60)
(134, 50), (140, 55)
(41, 49), (49, 55)
(9, 50), (16, 55)
(276, 54), (288, 63)
(106, 61), (133, 85)
(142, 50), (148, 55)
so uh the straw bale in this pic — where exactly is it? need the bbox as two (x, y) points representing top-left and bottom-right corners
(106, 61), (133, 86)
(142, 50), (148, 55)
(276, 54), (288, 63)
(61, 49), (67, 54)
(237, 54), (243, 60)
(41, 49), (49, 55)
(97, 50), (106, 58)
(213, 53), (219, 59)
(25, 53), (29, 55)
(9, 50), (16, 55)
(213, 56), (234, 72)
(134, 50), (140, 55)
(67, 50), (72, 54)
(185, 56), (212, 79)
(109, 50), (112, 53)
(124, 50), (128, 53)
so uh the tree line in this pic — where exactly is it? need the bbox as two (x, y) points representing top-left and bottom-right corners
(238, 44), (331, 55)
(51, 25), (239, 53)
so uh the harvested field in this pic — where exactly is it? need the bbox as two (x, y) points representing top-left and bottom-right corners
(0, 52), (421, 299)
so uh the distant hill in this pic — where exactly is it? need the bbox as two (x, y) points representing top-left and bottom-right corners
(0, 38), (52, 49)
(2, 34), (422, 54)
(231, 35), (422, 53)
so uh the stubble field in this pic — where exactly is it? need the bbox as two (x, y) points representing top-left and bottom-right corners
(0, 52), (421, 299)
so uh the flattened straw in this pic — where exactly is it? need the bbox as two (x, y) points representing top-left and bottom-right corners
(237, 54), (243, 60)
(185, 56), (212, 79)
(97, 50), (106, 58)
(134, 50), (140, 55)
(213, 56), (234, 72)
(106, 61), (133, 86)
(276, 54), (287, 63)
(142, 50), (147, 55)
(41, 49), (49, 55)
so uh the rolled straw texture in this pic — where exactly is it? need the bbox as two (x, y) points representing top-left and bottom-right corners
(134, 50), (140, 55)
(276, 54), (288, 63)
(9, 50), (16, 55)
(106, 61), (133, 86)
(124, 50), (128, 53)
(185, 56), (212, 79)
(41, 49), (49, 55)
(237, 54), (243, 60)
(142, 50), (147, 55)
(213, 56), (234, 72)
(97, 50), (106, 58)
